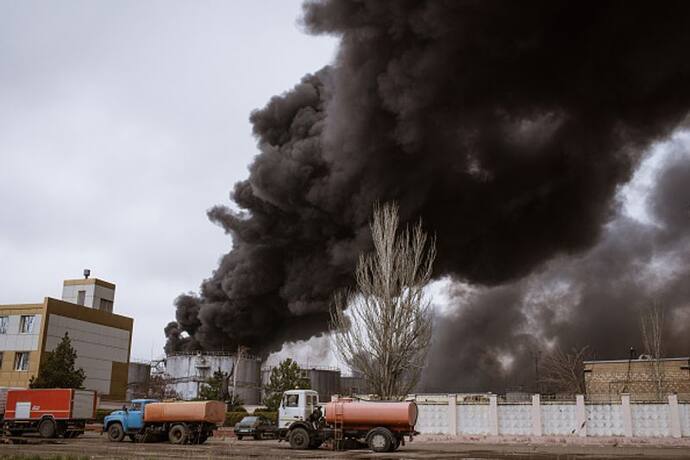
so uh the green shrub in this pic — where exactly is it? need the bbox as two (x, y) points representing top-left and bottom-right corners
(254, 411), (277, 423)
(224, 411), (249, 427)
(94, 408), (113, 423)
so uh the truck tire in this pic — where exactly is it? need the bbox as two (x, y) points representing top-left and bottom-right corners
(367, 427), (393, 453)
(169, 424), (189, 444)
(288, 427), (310, 449)
(107, 423), (126, 442)
(38, 419), (56, 438)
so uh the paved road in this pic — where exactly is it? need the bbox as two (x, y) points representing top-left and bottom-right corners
(1, 433), (690, 459)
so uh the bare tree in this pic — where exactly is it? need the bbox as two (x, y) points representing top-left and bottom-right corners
(540, 346), (589, 395)
(331, 202), (436, 400)
(640, 302), (665, 399)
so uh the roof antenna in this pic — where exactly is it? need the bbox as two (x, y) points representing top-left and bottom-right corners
(83, 269), (91, 279)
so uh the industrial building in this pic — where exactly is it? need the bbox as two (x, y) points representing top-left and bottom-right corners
(261, 365), (342, 402)
(165, 351), (262, 404)
(584, 356), (690, 401)
(0, 274), (133, 400)
(126, 361), (152, 400)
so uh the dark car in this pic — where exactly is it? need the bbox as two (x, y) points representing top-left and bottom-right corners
(233, 415), (276, 440)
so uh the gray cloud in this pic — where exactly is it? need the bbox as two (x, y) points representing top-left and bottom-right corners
(0, 0), (336, 359)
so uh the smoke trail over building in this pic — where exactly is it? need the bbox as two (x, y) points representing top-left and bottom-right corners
(167, 0), (690, 374)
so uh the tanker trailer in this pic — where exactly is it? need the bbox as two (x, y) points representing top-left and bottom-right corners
(277, 389), (417, 452)
(103, 399), (225, 444)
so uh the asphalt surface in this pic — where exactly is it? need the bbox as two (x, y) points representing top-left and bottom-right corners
(1, 432), (689, 459)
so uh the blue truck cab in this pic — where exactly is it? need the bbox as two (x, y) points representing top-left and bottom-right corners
(104, 398), (159, 442)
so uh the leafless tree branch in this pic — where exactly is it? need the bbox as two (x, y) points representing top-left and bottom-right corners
(330, 202), (436, 400)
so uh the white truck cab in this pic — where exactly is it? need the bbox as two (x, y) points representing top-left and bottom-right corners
(278, 389), (320, 429)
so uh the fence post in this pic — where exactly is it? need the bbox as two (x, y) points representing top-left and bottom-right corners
(531, 394), (542, 436)
(448, 394), (457, 435)
(575, 394), (587, 437)
(668, 394), (681, 438)
(489, 394), (499, 436)
(621, 394), (633, 437)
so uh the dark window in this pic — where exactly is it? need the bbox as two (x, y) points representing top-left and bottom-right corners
(14, 352), (29, 371)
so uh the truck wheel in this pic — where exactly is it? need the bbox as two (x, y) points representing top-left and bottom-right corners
(38, 419), (56, 438)
(168, 424), (189, 444)
(288, 427), (310, 450)
(367, 427), (393, 453)
(107, 423), (126, 442)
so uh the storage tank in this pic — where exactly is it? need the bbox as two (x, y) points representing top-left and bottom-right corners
(324, 399), (418, 429)
(305, 368), (341, 402)
(127, 362), (151, 400)
(165, 351), (261, 404)
(144, 401), (225, 424)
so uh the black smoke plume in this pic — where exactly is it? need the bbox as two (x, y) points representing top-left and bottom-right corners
(422, 142), (690, 391)
(167, 1), (690, 367)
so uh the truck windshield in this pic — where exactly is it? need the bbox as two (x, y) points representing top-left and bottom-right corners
(130, 402), (143, 411)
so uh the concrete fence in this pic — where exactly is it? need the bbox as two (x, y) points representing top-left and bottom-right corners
(415, 394), (690, 438)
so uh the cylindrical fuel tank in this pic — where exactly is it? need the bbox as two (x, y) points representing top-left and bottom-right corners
(324, 400), (418, 428)
(144, 401), (225, 424)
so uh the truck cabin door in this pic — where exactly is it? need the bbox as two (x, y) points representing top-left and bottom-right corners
(279, 393), (304, 429)
(127, 401), (145, 430)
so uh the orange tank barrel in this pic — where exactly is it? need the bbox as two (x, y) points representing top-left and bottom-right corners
(324, 400), (418, 428)
(144, 401), (225, 424)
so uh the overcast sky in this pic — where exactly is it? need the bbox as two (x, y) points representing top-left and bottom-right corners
(0, 0), (337, 360)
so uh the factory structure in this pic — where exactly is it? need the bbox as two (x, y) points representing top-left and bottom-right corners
(163, 350), (263, 404)
(158, 349), (369, 405)
(0, 273), (133, 400)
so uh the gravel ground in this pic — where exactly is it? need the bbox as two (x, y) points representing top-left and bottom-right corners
(1, 432), (690, 459)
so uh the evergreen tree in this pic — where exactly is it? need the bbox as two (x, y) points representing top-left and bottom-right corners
(198, 367), (245, 409)
(29, 332), (86, 389)
(263, 358), (310, 411)
(198, 368), (229, 401)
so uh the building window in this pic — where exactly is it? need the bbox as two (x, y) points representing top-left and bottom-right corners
(99, 298), (113, 312)
(0, 316), (7, 334)
(14, 352), (29, 371)
(19, 315), (35, 334)
(0, 352), (3, 369)
(77, 290), (86, 305)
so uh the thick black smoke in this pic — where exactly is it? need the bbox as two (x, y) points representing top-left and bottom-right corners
(422, 142), (690, 392)
(167, 1), (690, 358)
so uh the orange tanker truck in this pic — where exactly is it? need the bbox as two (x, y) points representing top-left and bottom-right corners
(278, 389), (417, 452)
(103, 399), (225, 444)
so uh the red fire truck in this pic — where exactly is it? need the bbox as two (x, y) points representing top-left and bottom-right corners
(0, 388), (97, 438)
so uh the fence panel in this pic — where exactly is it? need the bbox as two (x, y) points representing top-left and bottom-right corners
(679, 403), (690, 437)
(541, 403), (577, 435)
(631, 403), (670, 437)
(586, 404), (625, 436)
(416, 404), (450, 434)
(497, 404), (531, 435)
(458, 404), (491, 435)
